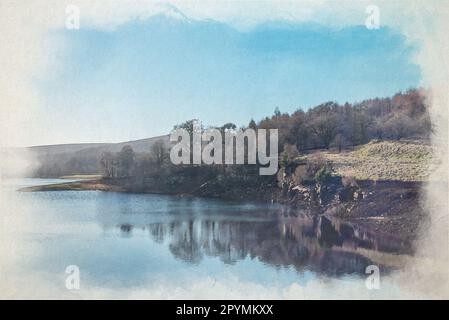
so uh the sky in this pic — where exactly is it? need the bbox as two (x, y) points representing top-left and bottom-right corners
(9, 2), (423, 146)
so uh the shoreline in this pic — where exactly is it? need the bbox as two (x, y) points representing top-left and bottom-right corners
(18, 177), (426, 248)
(19, 179), (124, 192)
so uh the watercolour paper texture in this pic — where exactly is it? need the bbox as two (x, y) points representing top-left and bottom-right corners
(0, 0), (448, 300)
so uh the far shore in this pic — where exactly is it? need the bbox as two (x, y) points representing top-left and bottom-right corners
(58, 174), (103, 180)
(19, 179), (124, 192)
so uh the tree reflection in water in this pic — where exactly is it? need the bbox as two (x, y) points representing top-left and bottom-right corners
(114, 206), (410, 277)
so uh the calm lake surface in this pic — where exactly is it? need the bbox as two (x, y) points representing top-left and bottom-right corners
(0, 179), (411, 299)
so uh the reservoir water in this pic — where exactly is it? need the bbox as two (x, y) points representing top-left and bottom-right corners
(0, 179), (412, 299)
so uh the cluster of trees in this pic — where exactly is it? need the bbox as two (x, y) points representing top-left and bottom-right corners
(255, 88), (430, 153)
(100, 142), (168, 178)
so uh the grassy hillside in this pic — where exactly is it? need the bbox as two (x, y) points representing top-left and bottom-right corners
(320, 140), (434, 182)
(27, 135), (170, 156)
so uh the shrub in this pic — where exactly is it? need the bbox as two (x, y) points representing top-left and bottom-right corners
(291, 154), (334, 184)
(314, 166), (332, 183)
(280, 152), (289, 168)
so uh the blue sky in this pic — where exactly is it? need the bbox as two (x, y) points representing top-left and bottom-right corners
(36, 13), (420, 144)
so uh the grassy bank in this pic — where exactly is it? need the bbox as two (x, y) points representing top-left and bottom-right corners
(319, 140), (434, 182)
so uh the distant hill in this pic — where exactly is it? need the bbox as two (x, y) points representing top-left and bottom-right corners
(28, 135), (170, 155)
(1, 135), (170, 178)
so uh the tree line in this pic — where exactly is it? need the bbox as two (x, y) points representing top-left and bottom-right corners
(100, 142), (168, 178)
(255, 88), (430, 154)
(99, 88), (429, 179)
